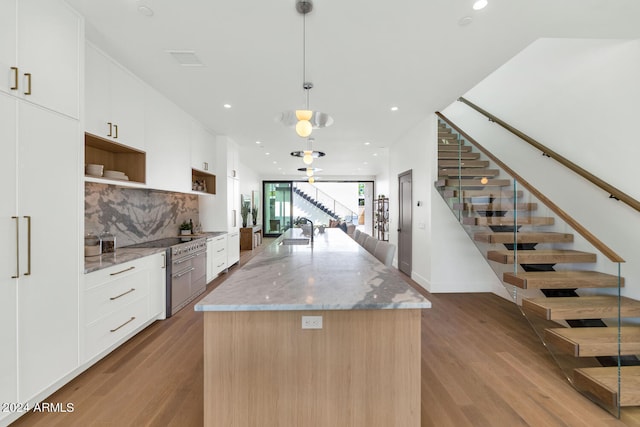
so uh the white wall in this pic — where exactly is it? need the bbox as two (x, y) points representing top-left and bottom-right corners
(388, 117), (501, 293)
(442, 38), (640, 299)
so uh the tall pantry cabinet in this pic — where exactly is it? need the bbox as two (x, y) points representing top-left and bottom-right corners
(0, 0), (82, 422)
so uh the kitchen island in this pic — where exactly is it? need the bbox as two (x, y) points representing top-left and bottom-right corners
(195, 228), (430, 427)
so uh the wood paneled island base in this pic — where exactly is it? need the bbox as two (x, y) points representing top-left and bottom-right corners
(204, 308), (421, 427)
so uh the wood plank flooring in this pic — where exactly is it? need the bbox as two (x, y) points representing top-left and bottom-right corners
(11, 243), (632, 427)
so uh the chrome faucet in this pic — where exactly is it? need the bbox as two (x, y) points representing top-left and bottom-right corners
(298, 217), (314, 243)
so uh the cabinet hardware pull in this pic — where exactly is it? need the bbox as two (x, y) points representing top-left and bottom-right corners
(174, 253), (198, 264)
(161, 253), (166, 269)
(23, 73), (31, 95)
(232, 210), (236, 227)
(107, 122), (113, 137)
(23, 216), (31, 276)
(11, 216), (19, 279)
(217, 262), (225, 268)
(110, 266), (135, 276)
(217, 248), (224, 253)
(173, 266), (195, 278)
(113, 124), (118, 139)
(110, 316), (136, 333)
(110, 288), (135, 300)
(10, 67), (18, 90)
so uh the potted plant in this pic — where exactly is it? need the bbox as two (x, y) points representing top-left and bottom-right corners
(179, 220), (191, 235)
(251, 206), (258, 226)
(241, 202), (250, 228)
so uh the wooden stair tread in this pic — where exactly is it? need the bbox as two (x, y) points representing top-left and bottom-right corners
(439, 160), (489, 168)
(474, 231), (570, 244)
(522, 296), (640, 320)
(488, 249), (596, 264)
(574, 366), (640, 407)
(503, 270), (622, 289)
(438, 145), (472, 152)
(439, 169), (500, 178)
(443, 189), (523, 199)
(545, 326), (640, 357)
(438, 152), (480, 160)
(457, 202), (536, 212)
(463, 216), (554, 226)
(436, 178), (511, 187)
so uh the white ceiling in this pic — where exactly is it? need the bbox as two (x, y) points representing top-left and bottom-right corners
(65, 0), (640, 180)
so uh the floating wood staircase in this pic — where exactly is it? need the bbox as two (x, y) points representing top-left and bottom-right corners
(435, 120), (638, 414)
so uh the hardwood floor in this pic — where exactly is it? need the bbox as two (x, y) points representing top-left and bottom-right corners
(12, 244), (630, 426)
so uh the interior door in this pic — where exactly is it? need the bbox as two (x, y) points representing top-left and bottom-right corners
(398, 170), (412, 275)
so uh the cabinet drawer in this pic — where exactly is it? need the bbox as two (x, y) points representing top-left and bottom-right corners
(85, 297), (148, 362)
(85, 256), (154, 290)
(211, 239), (226, 255)
(85, 271), (150, 325)
(213, 254), (227, 275)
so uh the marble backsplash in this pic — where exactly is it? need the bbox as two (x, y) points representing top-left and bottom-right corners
(85, 182), (199, 246)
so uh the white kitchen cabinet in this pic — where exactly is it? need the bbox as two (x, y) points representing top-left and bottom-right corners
(0, 92), (81, 419)
(206, 234), (228, 283)
(227, 231), (240, 266)
(145, 87), (191, 192)
(191, 120), (216, 174)
(0, 0), (80, 119)
(85, 42), (145, 150)
(83, 252), (166, 363)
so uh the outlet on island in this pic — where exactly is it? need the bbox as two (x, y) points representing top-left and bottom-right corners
(301, 315), (323, 330)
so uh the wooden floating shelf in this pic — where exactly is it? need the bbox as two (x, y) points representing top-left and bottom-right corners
(192, 168), (216, 195)
(85, 133), (146, 184)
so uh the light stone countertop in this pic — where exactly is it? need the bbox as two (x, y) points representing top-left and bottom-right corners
(195, 228), (431, 312)
(84, 247), (167, 274)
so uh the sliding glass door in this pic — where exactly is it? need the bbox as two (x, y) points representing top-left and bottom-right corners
(263, 182), (293, 237)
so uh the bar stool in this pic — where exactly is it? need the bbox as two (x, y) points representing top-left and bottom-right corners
(374, 241), (395, 267)
(353, 229), (361, 241)
(357, 232), (369, 246)
(364, 236), (378, 254)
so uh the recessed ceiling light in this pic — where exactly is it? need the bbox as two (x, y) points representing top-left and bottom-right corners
(223, 104), (231, 109)
(363, 162), (368, 165)
(373, 153), (378, 156)
(265, 152), (270, 155)
(473, 0), (488, 10)
(166, 50), (204, 66)
(364, 142), (371, 146)
(459, 16), (473, 26)
(273, 161), (277, 164)
(256, 141), (261, 144)
(390, 106), (399, 111)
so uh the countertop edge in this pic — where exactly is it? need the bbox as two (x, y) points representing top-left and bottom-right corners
(194, 302), (431, 312)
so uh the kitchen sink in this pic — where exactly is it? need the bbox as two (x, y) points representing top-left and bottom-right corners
(280, 238), (310, 245)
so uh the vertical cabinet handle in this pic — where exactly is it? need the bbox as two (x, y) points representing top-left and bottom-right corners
(10, 67), (19, 90)
(23, 216), (31, 276)
(113, 124), (118, 139)
(23, 73), (31, 95)
(11, 216), (19, 279)
(161, 253), (166, 269)
(232, 210), (236, 227)
(107, 122), (113, 137)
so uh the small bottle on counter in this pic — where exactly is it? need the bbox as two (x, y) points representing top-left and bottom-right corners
(100, 231), (116, 254)
(84, 233), (101, 257)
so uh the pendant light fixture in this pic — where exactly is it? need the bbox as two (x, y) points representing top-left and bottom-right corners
(278, 0), (333, 136)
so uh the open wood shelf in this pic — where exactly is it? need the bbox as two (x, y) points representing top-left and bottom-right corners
(85, 133), (146, 184)
(192, 168), (216, 195)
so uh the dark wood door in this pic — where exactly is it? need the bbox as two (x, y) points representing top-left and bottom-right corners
(398, 170), (412, 275)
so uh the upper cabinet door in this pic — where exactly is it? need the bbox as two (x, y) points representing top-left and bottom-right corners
(190, 120), (215, 173)
(16, 0), (81, 119)
(85, 43), (110, 138)
(110, 61), (144, 150)
(0, 0), (17, 96)
(85, 43), (145, 151)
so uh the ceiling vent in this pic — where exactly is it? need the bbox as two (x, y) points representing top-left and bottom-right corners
(167, 50), (204, 66)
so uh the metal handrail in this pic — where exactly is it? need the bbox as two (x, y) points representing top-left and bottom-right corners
(436, 111), (624, 263)
(293, 182), (357, 222)
(458, 97), (640, 213)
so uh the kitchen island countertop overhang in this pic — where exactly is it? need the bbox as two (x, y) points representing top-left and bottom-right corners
(194, 228), (431, 312)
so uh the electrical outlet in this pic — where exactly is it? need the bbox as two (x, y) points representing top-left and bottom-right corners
(301, 315), (323, 329)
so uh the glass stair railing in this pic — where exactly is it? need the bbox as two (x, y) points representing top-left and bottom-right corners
(435, 115), (633, 418)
